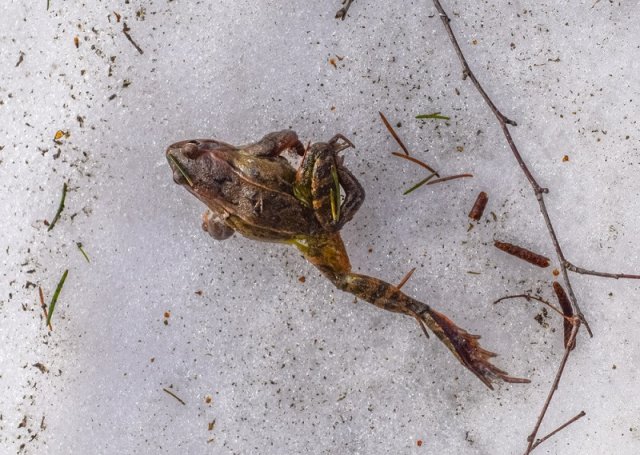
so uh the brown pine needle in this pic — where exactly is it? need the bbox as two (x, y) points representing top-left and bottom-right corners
(391, 152), (440, 176)
(426, 173), (473, 186)
(162, 388), (186, 405)
(396, 267), (416, 290)
(379, 111), (410, 155)
(39, 287), (52, 330)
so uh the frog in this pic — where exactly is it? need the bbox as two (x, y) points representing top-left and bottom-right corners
(167, 130), (529, 389)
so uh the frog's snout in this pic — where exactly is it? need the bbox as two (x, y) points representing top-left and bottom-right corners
(167, 141), (203, 186)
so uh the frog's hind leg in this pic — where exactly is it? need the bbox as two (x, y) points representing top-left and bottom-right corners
(328, 272), (530, 389)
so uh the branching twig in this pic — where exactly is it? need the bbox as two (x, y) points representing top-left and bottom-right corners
(493, 293), (565, 319)
(524, 319), (580, 454)
(565, 261), (640, 280)
(335, 0), (355, 20)
(530, 410), (586, 452)
(430, 0), (591, 338)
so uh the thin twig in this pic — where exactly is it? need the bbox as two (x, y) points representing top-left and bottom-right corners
(430, 0), (591, 337)
(335, 0), (355, 20)
(524, 320), (580, 454)
(530, 411), (586, 452)
(47, 182), (67, 232)
(162, 388), (186, 405)
(123, 22), (144, 54)
(565, 261), (640, 280)
(493, 294), (565, 319)
(379, 112), (411, 155)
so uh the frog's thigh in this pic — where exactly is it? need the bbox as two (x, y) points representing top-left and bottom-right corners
(202, 210), (234, 240)
(242, 130), (304, 157)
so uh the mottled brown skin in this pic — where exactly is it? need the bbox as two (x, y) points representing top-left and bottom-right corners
(167, 130), (529, 389)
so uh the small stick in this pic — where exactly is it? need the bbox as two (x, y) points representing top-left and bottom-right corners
(564, 261), (640, 280)
(396, 267), (416, 290)
(335, 0), (355, 20)
(46, 269), (69, 327)
(530, 411), (586, 452)
(468, 191), (488, 221)
(47, 182), (67, 232)
(493, 293), (565, 319)
(524, 320), (580, 454)
(162, 388), (186, 405)
(494, 241), (550, 268)
(391, 152), (440, 176)
(122, 22), (144, 55)
(379, 112), (411, 155)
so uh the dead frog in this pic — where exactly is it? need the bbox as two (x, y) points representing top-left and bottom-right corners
(167, 130), (529, 389)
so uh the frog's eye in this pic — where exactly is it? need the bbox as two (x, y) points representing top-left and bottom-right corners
(183, 141), (202, 159)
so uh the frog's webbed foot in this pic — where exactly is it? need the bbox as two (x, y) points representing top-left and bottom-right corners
(242, 130), (305, 157)
(202, 210), (234, 240)
(417, 307), (531, 389)
(327, 271), (529, 389)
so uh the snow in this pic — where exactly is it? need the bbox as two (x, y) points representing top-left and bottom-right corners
(1, 1), (639, 453)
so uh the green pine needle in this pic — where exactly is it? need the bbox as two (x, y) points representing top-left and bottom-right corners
(46, 269), (68, 327)
(416, 112), (450, 120)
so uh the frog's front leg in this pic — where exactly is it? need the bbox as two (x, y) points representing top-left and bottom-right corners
(202, 209), (234, 240)
(241, 130), (305, 157)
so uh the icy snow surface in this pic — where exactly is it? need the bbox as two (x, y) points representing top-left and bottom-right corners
(1, 1), (639, 454)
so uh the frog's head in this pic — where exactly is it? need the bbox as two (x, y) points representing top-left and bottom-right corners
(166, 139), (236, 208)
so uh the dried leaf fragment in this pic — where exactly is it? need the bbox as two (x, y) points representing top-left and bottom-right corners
(553, 282), (576, 350)
(468, 191), (488, 221)
(494, 241), (550, 268)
